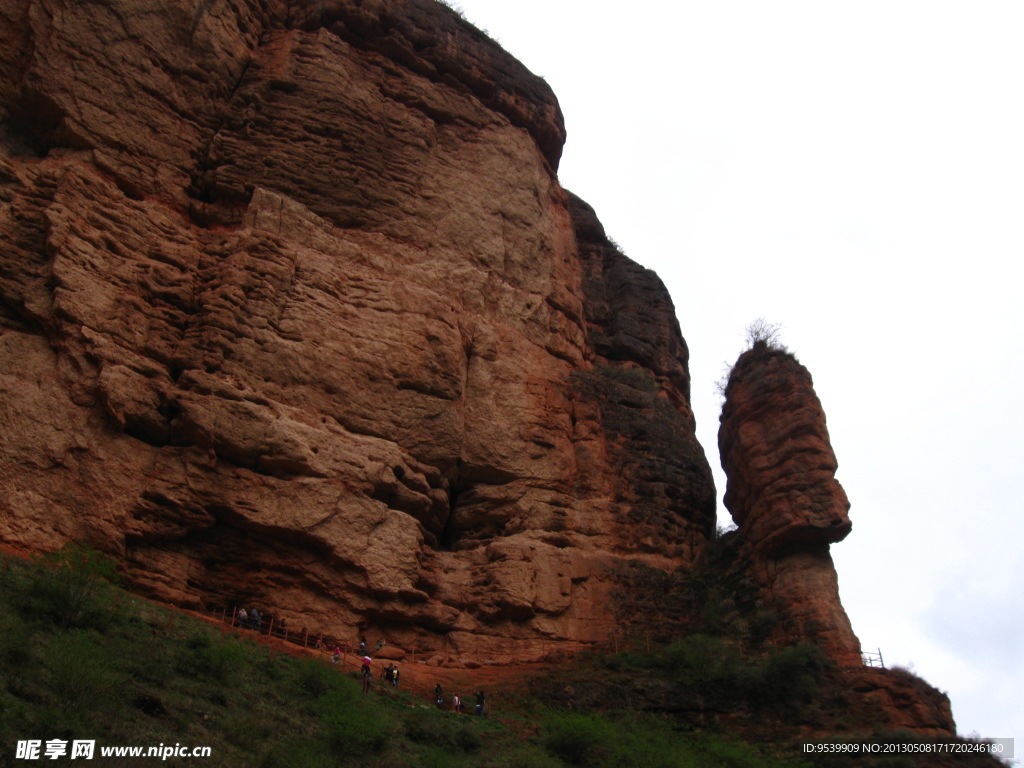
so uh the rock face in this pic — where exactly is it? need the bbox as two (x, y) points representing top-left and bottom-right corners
(846, 667), (955, 737)
(719, 342), (955, 734)
(718, 341), (859, 661)
(0, 0), (715, 658)
(0, 0), (964, 737)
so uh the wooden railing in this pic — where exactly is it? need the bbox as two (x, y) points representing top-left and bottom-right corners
(196, 601), (884, 682)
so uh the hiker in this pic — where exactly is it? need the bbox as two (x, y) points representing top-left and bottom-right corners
(383, 664), (394, 684)
(474, 690), (485, 716)
(331, 645), (342, 664)
(359, 637), (367, 654)
(276, 617), (287, 637)
(360, 656), (373, 693)
(375, 637), (384, 652)
(237, 607), (249, 629)
(250, 607), (262, 632)
(452, 692), (461, 713)
(391, 665), (400, 689)
(435, 683), (444, 709)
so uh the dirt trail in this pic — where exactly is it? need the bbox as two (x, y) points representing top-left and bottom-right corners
(0, 545), (550, 710)
(179, 606), (551, 707)
(245, 626), (550, 703)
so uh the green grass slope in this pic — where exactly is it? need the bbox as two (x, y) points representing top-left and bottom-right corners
(0, 547), (1009, 768)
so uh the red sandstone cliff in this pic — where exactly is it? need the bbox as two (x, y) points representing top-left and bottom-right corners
(0, 0), (715, 659)
(0, 0), (967, 738)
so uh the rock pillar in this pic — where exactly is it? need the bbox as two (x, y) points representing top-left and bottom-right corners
(718, 342), (860, 662)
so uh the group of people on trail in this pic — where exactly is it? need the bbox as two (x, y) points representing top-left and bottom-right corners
(358, 636), (386, 654)
(434, 684), (486, 715)
(236, 607), (290, 637)
(231, 616), (486, 712)
(236, 607), (265, 632)
(357, 655), (401, 692)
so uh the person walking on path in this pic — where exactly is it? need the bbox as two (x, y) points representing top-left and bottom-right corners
(361, 657), (373, 693)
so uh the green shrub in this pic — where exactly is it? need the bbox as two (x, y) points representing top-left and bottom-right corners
(455, 722), (483, 752)
(696, 733), (793, 768)
(404, 707), (482, 753)
(598, 364), (659, 393)
(747, 609), (780, 644)
(404, 707), (438, 744)
(296, 656), (342, 699)
(653, 634), (747, 700)
(619, 634), (829, 715)
(419, 746), (461, 768)
(259, 737), (340, 768)
(175, 634), (248, 681)
(18, 543), (120, 629)
(320, 687), (390, 756)
(185, 632), (212, 650)
(603, 715), (694, 768)
(500, 745), (565, 768)
(0, 610), (32, 669)
(745, 643), (828, 707)
(543, 711), (612, 766)
(46, 630), (118, 713)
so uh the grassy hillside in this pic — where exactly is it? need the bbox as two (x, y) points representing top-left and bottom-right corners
(0, 547), (1008, 768)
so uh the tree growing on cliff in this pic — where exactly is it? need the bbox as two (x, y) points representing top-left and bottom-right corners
(716, 318), (790, 399)
(744, 317), (786, 351)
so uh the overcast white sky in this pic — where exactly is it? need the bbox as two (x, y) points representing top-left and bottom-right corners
(450, 0), (1023, 745)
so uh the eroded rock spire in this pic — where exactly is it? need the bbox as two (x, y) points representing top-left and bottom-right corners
(718, 340), (860, 662)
